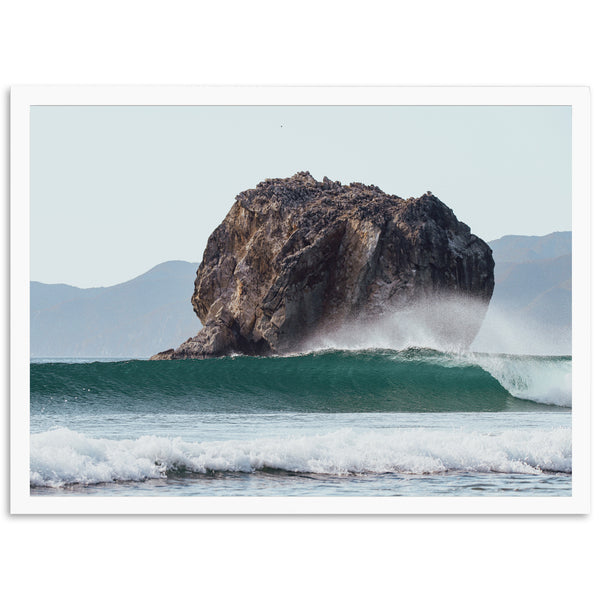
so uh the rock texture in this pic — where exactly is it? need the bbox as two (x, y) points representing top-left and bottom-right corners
(151, 172), (494, 359)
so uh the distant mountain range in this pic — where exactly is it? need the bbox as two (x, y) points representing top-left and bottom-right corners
(472, 231), (571, 355)
(30, 232), (572, 357)
(31, 261), (200, 358)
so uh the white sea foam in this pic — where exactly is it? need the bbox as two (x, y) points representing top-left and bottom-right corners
(471, 353), (572, 407)
(30, 427), (572, 487)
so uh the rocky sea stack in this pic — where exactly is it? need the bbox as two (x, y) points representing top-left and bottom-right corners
(151, 172), (494, 359)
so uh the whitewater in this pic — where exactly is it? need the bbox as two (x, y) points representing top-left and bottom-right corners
(30, 348), (572, 496)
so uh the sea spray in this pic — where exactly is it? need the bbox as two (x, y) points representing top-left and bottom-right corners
(298, 293), (570, 357)
(305, 296), (493, 355)
(472, 304), (571, 356)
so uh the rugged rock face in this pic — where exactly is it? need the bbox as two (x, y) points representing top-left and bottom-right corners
(151, 172), (494, 359)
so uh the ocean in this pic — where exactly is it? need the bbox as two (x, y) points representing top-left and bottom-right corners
(30, 349), (572, 497)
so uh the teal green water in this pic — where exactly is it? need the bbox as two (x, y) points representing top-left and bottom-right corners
(30, 348), (570, 414)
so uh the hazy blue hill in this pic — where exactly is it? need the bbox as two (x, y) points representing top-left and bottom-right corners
(489, 231), (571, 263)
(521, 278), (571, 326)
(30, 281), (103, 313)
(473, 231), (572, 354)
(490, 253), (571, 319)
(31, 261), (201, 358)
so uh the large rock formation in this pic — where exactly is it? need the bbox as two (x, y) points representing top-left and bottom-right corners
(151, 172), (494, 359)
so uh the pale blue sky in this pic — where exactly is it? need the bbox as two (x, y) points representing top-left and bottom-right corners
(31, 105), (571, 288)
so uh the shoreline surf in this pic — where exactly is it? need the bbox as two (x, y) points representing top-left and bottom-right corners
(29, 348), (572, 497)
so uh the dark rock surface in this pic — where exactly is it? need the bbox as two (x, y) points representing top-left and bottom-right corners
(151, 172), (494, 359)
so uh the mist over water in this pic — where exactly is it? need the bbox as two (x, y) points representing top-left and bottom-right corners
(306, 297), (497, 354)
(303, 295), (570, 357)
(472, 305), (571, 356)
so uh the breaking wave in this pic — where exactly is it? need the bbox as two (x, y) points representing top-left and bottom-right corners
(472, 353), (571, 406)
(30, 426), (572, 487)
(31, 348), (571, 412)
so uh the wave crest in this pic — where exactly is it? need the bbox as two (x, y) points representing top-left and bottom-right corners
(473, 353), (571, 406)
(31, 349), (571, 411)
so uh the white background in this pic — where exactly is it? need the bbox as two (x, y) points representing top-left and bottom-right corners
(1, 2), (597, 599)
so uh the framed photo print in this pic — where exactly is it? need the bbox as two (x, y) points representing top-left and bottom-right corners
(10, 86), (591, 514)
